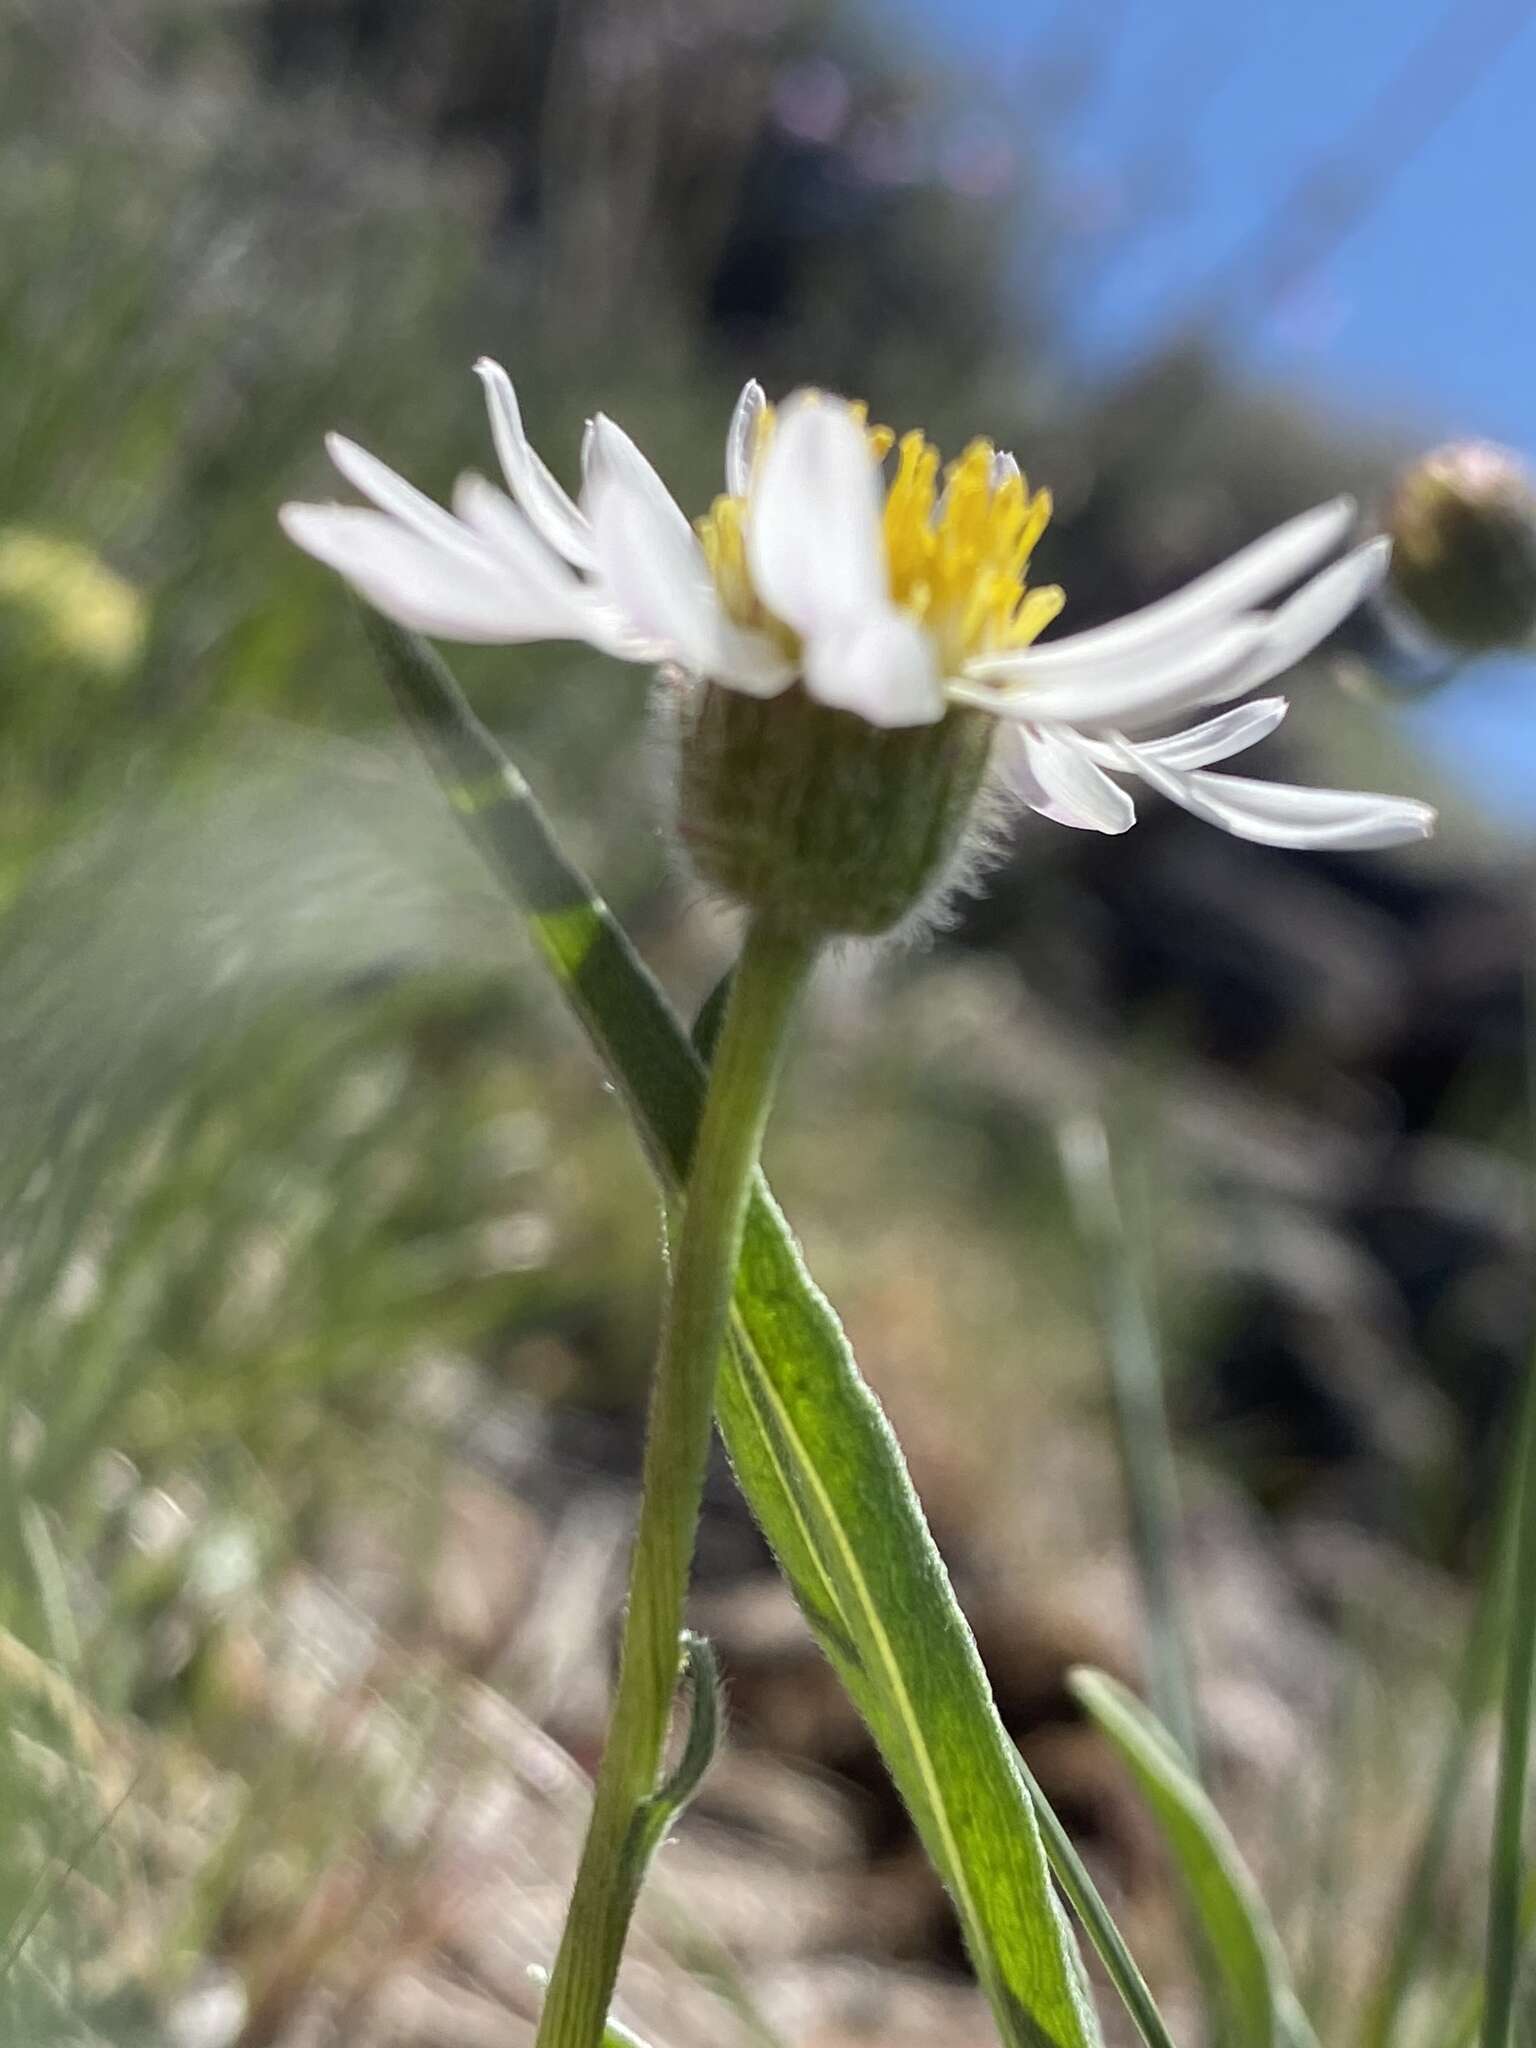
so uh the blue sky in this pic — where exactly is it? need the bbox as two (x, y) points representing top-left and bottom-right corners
(883, 0), (1536, 817)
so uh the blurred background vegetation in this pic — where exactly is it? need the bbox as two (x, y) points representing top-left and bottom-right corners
(2, 1), (1530, 2043)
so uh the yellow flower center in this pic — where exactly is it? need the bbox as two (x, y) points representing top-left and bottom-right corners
(696, 398), (1065, 674)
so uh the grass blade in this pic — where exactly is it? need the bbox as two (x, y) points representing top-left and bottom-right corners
(1429, 1869), (1536, 2048)
(1071, 1666), (1314, 2048)
(1057, 1115), (1201, 1773)
(1358, 1421), (1519, 2048)
(1017, 1752), (1183, 2048)
(365, 619), (1104, 2048)
(1481, 1378), (1536, 2048)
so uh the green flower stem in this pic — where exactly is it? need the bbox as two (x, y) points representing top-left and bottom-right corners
(534, 913), (815, 2048)
(1481, 1376), (1536, 2048)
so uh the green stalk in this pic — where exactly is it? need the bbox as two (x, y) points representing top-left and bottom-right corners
(1481, 1377), (1536, 2048)
(534, 914), (815, 2048)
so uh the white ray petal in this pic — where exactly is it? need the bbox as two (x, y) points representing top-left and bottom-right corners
(746, 394), (887, 638)
(803, 610), (945, 726)
(586, 474), (791, 695)
(280, 503), (600, 644)
(966, 497), (1356, 681)
(324, 435), (478, 555)
(473, 358), (597, 571)
(725, 378), (767, 498)
(451, 474), (653, 661)
(1227, 537), (1391, 693)
(452, 473), (586, 584)
(951, 617), (1267, 727)
(1081, 698), (1289, 772)
(582, 413), (698, 552)
(1019, 724), (1136, 834)
(584, 476), (715, 665)
(1117, 742), (1436, 849)
(996, 728), (1109, 830)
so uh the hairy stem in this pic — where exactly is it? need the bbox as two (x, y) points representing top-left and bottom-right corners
(534, 914), (815, 2048)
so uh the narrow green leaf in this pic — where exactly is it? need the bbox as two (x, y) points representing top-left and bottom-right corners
(691, 970), (734, 1065)
(1057, 1116), (1200, 1772)
(1070, 1667), (1314, 2048)
(599, 2015), (655, 2048)
(1357, 1471), (1511, 2048)
(1018, 1752), (1183, 2048)
(1429, 1867), (1536, 2048)
(366, 619), (1102, 2048)
(625, 1633), (722, 1871)
(1481, 1375), (1536, 2048)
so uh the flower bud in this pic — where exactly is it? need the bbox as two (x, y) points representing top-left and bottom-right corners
(674, 679), (997, 938)
(1386, 441), (1536, 654)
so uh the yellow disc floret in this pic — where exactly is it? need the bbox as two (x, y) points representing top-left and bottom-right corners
(696, 492), (770, 641)
(696, 396), (1064, 675)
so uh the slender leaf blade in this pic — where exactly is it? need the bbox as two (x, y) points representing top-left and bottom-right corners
(366, 619), (1102, 2048)
(1018, 1752), (1183, 2048)
(1071, 1667), (1315, 2048)
(1361, 1424), (1520, 2048)
(626, 1633), (722, 1870)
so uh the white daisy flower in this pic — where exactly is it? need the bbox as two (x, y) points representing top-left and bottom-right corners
(281, 363), (1435, 852)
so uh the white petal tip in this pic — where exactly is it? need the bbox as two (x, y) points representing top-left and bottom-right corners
(1358, 533), (1393, 579)
(1394, 803), (1438, 841)
(1303, 494), (1358, 550)
(277, 501), (329, 545)
(1331, 802), (1438, 850)
(473, 357), (520, 413)
(582, 414), (622, 475)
